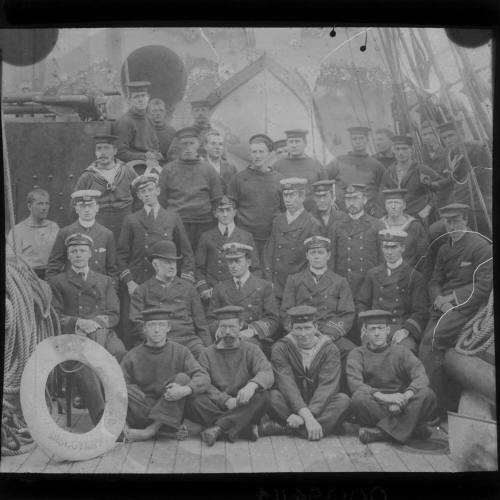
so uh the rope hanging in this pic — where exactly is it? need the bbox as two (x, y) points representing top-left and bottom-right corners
(455, 292), (494, 356)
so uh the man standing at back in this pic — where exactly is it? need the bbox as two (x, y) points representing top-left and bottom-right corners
(148, 98), (176, 163)
(112, 81), (163, 164)
(274, 129), (326, 212)
(204, 130), (237, 193)
(372, 128), (395, 169)
(326, 126), (386, 217)
(158, 127), (223, 252)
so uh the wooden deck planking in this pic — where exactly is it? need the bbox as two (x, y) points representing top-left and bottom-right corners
(338, 434), (383, 472)
(174, 437), (201, 473)
(248, 436), (278, 472)
(68, 454), (103, 474)
(367, 442), (409, 472)
(147, 438), (178, 474)
(224, 438), (252, 473)
(294, 438), (330, 472)
(0, 446), (36, 473)
(392, 446), (435, 472)
(317, 435), (357, 472)
(121, 440), (155, 473)
(96, 442), (131, 473)
(200, 439), (227, 473)
(270, 436), (304, 473)
(424, 453), (458, 472)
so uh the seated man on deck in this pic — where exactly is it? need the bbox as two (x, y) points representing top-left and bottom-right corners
(120, 308), (210, 442)
(130, 240), (212, 358)
(207, 242), (279, 358)
(194, 306), (274, 446)
(347, 310), (437, 445)
(262, 306), (351, 441)
(48, 233), (126, 424)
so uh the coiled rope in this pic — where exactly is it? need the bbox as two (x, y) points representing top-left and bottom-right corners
(2, 255), (60, 456)
(455, 292), (494, 356)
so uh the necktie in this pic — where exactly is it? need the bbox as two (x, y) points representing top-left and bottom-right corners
(148, 209), (155, 221)
(223, 226), (229, 237)
(78, 271), (86, 281)
(235, 279), (241, 290)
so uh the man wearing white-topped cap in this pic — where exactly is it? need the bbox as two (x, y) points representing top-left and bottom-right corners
(262, 178), (322, 303)
(46, 189), (118, 286)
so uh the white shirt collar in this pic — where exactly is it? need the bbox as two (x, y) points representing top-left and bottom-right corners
(218, 222), (235, 236)
(208, 157), (221, 174)
(78, 219), (95, 229)
(349, 210), (364, 220)
(144, 203), (160, 218)
(72, 266), (89, 279)
(310, 266), (327, 277)
(286, 207), (304, 224)
(234, 270), (251, 287)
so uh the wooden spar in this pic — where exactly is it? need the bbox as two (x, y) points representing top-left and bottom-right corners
(418, 28), (492, 235)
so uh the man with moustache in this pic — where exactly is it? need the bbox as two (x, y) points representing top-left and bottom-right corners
(309, 180), (348, 236)
(194, 305), (274, 446)
(228, 134), (284, 256)
(147, 98), (176, 163)
(347, 310), (436, 445)
(204, 130), (237, 193)
(158, 127), (223, 252)
(74, 135), (137, 240)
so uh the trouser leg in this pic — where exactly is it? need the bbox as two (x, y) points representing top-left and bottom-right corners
(243, 336), (272, 359)
(183, 393), (226, 427)
(313, 393), (351, 435)
(73, 366), (105, 426)
(267, 389), (293, 424)
(119, 283), (134, 348)
(335, 336), (356, 392)
(126, 385), (156, 428)
(350, 391), (388, 428)
(170, 336), (205, 360)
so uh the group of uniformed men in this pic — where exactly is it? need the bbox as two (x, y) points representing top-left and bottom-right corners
(7, 80), (493, 448)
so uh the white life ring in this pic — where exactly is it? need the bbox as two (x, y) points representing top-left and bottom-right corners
(20, 334), (128, 462)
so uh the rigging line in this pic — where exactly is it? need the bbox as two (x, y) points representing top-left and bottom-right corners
(320, 28), (372, 65)
(345, 27), (374, 149)
(199, 28), (221, 63)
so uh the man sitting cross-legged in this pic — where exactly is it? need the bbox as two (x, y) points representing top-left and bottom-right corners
(262, 306), (351, 441)
(207, 242), (280, 358)
(130, 240), (212, 358)
(346, 310), (437, 445)
(193, 306), (274, 446)
(120, 308), (210, 442)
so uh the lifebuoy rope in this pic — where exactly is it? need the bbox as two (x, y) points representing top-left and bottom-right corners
(2, 255), (59, 456)
(455, 291), (494, 356)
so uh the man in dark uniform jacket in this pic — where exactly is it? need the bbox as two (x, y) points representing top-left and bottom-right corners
(261, 306), (351, 440)
(49, 233), (126, 425)
(273, 129), (326, 212)
(195, 306), (274, 446)
(147, 98), (176, 163)
(158, 127), (223, 252)
(310, 180), (349, 236)
(208, 243), (279, 357)
(379, 188), (429, 271)
(372, 128), (395, 169)
(228, 134), (284, 257)
(419, 203), (492, 419)
(357, 229), (429, 354)
(326, 126), (386, 217)
(195, 195), (260, 303)
(382, 135), (441, 223)
(347, 310), (437, 445)
(281, 236), (356, 366)
(204, 130), (237, 193)
(129, 240), (212, 357)
(328, 184), (385, 298)
(112, 81), (162, 164)
(120, 307), (211, 442)
(262, 178), (323, 303)
(74, 135), (138, 240)
(47, 189), (118, 286)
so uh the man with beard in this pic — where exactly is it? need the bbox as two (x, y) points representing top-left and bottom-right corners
(129, 240), (211, 358)
(357, 229), (429, 355)
(7, 188), (59, 279)
(309, 180), (348, 236)
(328, 184), (384, 299)
(347, 310), (436, 445)
(372, 128), (395, 169)
(74, 135), (137, 240)
(382, 135), (441, 224)
(112, 81), (162, 164)
(207, 242), (279, 357)
(326, 126), (386, 217)
(273, 129), (326, 212)
(204, 130), (237, 193)
(158, 127), (223, 252)
(261, 306), (351, 440)
(194, 305), (274, 446)
(262, 178), (322, 303)
(228, 134), (284, 256)
(419, 203), (492, 421)
(147, 98), (176, 163)
(46, 190), (118, 286)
